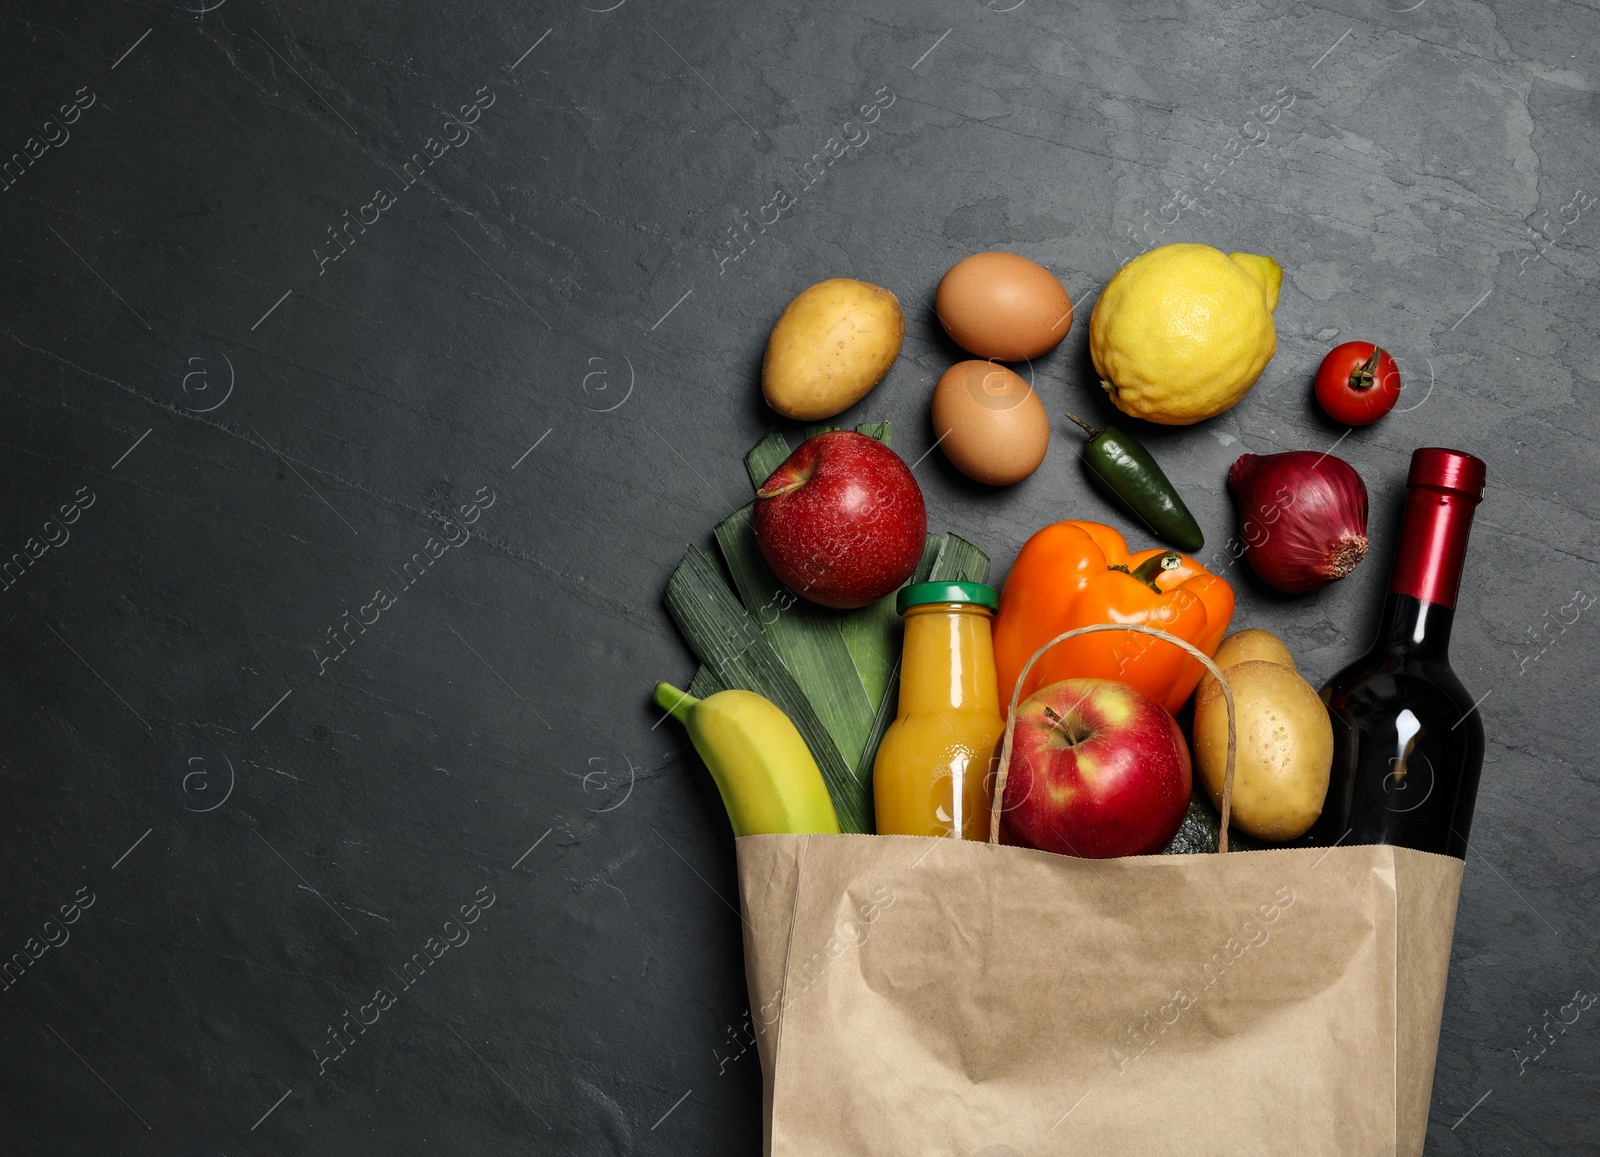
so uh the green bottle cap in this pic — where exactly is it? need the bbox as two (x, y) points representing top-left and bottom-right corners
(896, 580), (1000, 615)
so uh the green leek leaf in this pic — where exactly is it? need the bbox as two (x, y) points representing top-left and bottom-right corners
(838, 531), (937, 712)
(714, 506), (875, 769)
(744, 433), (792, 491)
(687, 666), (725, 699)
(931, 533), (991, 587)
(663, 546), (870, 833)
(855, 421), (892, 446)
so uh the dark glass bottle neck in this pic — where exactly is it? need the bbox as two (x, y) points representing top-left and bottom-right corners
(1372, 592), (1454, 660)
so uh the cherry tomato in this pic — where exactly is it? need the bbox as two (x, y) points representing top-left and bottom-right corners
(1314, 342), (1401, 426)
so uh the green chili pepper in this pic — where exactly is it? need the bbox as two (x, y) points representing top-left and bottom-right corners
(1063, 412), (1205, 552)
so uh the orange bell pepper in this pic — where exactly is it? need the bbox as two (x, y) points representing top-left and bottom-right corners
(994, 521), (1234, 716)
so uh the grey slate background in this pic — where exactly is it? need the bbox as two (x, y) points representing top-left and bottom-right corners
(0, 0), (1595, 1152)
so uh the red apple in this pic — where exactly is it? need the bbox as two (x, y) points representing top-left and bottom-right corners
(754, 431), (927, 609)
(999, 678), (1191, 858)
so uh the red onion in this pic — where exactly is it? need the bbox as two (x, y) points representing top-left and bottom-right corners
(1227, 451), (1369, 593)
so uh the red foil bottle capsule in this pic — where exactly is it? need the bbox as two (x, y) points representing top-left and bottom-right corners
(1387, 448), (1487, 609)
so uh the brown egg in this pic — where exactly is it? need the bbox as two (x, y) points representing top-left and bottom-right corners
(935, 251), (1074, 361)
(931, 360), (1050, 486)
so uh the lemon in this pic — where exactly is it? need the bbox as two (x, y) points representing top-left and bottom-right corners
(1089, 244), (1281, 426)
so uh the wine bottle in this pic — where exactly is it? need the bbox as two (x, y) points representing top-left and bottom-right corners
(1299, 448), (1487, 858)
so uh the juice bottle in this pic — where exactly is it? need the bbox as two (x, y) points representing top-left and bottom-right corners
(873, 582), (1004, 840)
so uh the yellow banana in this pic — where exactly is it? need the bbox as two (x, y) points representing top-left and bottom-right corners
(654, 683), (840, 836)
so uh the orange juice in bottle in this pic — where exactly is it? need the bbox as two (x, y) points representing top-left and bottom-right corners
(873, 582), (1004, 840)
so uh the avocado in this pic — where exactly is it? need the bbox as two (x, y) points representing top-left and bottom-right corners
(1160, 794), (1265, 855)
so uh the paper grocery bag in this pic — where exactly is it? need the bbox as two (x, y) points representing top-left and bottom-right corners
(735, 625), (1464, 1157)
(736, 834), (1462, 1157)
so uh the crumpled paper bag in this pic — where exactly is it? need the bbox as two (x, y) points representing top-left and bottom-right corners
(737, 833), (1461, 1157)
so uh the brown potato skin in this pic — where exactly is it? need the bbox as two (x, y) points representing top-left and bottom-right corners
(762, 279), (904, 420)
(1194, 659), (1332, 842)
(1197, 628), (1296, 702)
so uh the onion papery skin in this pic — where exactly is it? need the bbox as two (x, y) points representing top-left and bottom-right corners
(1227, 451), (1370, 594)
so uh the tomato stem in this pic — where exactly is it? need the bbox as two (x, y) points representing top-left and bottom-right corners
(1349, 345), (1384, 391)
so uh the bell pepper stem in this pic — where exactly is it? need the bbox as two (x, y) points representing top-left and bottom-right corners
(1127, 551), (1184, 589)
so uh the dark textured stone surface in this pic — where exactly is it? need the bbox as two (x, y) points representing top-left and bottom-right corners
(0, 1), (1594, 1153)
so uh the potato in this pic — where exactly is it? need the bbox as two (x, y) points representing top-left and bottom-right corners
(1197, 627), (1296, 701)
(1193, 659), (1332, 842)
(762, 279), (904, 420)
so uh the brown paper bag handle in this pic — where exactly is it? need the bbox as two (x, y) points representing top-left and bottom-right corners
(987, 623), (1238, 854)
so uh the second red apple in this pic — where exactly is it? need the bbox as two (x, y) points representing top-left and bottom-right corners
(999, 678), (1192, 858)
